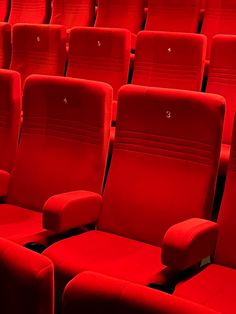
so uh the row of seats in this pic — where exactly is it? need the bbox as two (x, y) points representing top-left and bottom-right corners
(0, 0), (235, 52)
(0, 73), (235, 313)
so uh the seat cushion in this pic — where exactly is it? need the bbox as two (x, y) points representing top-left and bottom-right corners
(175, 264), (236, 314)
(43, 230), (164, 291)
(0, 204), (50, 245)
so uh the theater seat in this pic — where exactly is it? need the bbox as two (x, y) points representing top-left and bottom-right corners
(0, 237), (54, 314)
(95, 0), (144, 49)
(0, 0), (10, 21)
(50, 0), (95, 30)
(67, 27), (131, 121)
(132, 31), (206, 91)
(8, 0), (50, 24)
(207, 35), (236, 176)
(0, 75), (112, 245)
(0, 69), (21, 172)
(10, 24), (67, 88)
(62, 271), (219, 314)
(43, 85), (224, 299)
(145, 0), (201, 33)
(0, 22), (11, 68)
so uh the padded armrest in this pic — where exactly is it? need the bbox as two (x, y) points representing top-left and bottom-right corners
(43, 191), (103, 233)
(161, 218), (219, 271)
(0, 170), (11, 197)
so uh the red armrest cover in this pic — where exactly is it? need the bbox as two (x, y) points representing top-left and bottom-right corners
(162, 218), (218, 270)
(0, 170), (10, 196)
(43, 191), (102, 232)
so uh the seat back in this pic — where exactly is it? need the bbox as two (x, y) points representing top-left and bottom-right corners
(0, 237), (54, 314)
(132, 31), (206, 91)
(0, 22), (11, 68)
(10, 24), (67, 88)
(8, 0), (50, 24)
(201, 0), (236, 59)
(215, 116), (236, 269)
(0, 0), (10, 21)
(50, 0), (95, 29)
(145, 0), (201, 33)
(67, 27), (131, 101)
(0, 69), (21, 172)
(98, 85), (224, 247)
(6, 75), (112, 211)
(207, 35), (236, 146)
(95, 0), (144, 36)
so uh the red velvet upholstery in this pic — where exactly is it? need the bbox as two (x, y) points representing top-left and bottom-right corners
(0, 69), (21, 172)
(95, 0), (144, 49)
(207, 35), (236, 176)
(8, 0), (50, 24)
(145, 0), (201, 33)
(0, 170), (10, 196)
(132, 31), (206, 91)
(10, 24), (67, 88)
(0, 23), (11, 69)
(0, 237), (54, 314)
(201, 0), (236, 60)
(50, 0), (95, 29)
(62, 271), (219, 314)
(67, 27), (131, 121)
(0, 75), (112, 245)
(0, 0), (10, 21)
(43, 85), (224, 293)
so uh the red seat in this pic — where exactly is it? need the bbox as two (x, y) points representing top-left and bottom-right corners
(132, 31), (206, 91)
(67, 27), (131, 121)
(0, 22), (11, 68)
(43, 85), (224, 297)
(95, 0), (144, 49)
(10, 24), (67, 88)
(8, 0), (50, 24)
(0, 69), (21, 173)
(145, 0), (201, 33)
(172, 117), (236, 314)
(0, 0), (10, 21)
(0, 75), (112, 245)
(50, 0), (95, 30)
(62, 271), (219, 314)
(207, 35), (236, 176)
(0, 237), (54, 314)
(201, 0), (236, 60)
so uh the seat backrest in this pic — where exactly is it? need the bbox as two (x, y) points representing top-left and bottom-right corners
(145, 0), (201, 33)
(207, 35), (236, 146)
(98, 85), (224, 247)
(67, 27), (131, 100)
(0, 69), (21, 172)
(95, 0), (144, 35)
(62, 271), (219, 314)
(201, 0), (236, 60)
(0, 22), (11, 68)
(50, 0), (95, 29)
(8, 0), (50, 24)
(132, 31), (206, 91)
(10, 24), (67, 88)
(6, 75), (112, 211)
(0, 237), (54, 314)
(0, 0), (10, 21)
(214, 116), (236, 269)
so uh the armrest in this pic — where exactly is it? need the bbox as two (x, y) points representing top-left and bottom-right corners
(43, 191), (103, 233)
(161, 218), (219, 271)
(0, 170), (11, 197)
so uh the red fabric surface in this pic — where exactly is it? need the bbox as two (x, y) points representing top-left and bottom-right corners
(0, 0), (10, 21)
(0, 170), (10, 196)
(0, 23), (11, 68)
(10, 24), (67, 88)
(0, 237), (54, 314)
(0, 69), (21, 172)
(145, 0), (201, 33)
(132, 31), (206, 91)
(219, 143), (230, 176)
(8, 0), (50, 24)
(63, 271), (219, 314)
(162, 218), (218, 270)
(50, 0), (95, 29)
